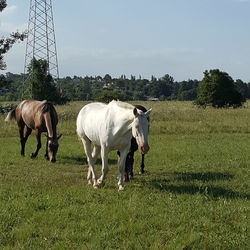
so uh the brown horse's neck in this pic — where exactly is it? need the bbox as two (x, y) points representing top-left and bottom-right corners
(44, 111), (57, 139)
(44, 112), (53, 138)
(42, 102), (57, 139)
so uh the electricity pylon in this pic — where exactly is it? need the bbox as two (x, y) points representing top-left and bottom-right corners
(24, 0), (59, 80)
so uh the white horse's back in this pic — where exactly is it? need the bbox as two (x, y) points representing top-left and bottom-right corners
(76, 102), (107, 144)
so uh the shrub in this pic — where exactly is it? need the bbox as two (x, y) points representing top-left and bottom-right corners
(195, 69), (244, 108)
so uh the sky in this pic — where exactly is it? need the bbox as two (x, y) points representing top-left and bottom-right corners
(0, 0), (250, 81)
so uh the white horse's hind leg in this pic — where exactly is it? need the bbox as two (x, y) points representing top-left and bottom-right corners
(97, 147), (109, 185)
(88, 145), (100, 184)
(87, 168), (92, 185)
(87, 146), (101, 185)
(80, 138), (98, 188)
(117, 149), (129, 191)
(92, 145), (101, 162)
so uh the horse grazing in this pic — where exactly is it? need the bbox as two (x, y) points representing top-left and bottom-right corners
(5, 100), (61, 163)
(123, 104), (149, 181)
(76, 100), (151, 190)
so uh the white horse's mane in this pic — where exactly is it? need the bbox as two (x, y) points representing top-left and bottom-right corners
(108, 100), (134, 110)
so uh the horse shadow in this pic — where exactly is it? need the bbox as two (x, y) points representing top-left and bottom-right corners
(143, 171), (250, 200)
(173, 171), (234, 182)
(60, 156), (117, 165)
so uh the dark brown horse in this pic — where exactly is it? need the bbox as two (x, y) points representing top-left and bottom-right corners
(5, 100), (61, 162)
(118, 104), (149, 181)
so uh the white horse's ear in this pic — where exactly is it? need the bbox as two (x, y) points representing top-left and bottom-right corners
(145, 108), (152, 117)
(133, 108), (138, 117)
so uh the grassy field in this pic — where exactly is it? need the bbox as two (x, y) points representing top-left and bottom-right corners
(0, 101), (249, 249)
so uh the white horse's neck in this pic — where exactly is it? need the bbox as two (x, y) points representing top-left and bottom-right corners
(109, 100), (134, 110)
(107, 101), (135, 134)
(109, 100), (134, 120)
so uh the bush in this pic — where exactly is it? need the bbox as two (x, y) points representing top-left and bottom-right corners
(195, 69), (244, 108)
(0, 103), (15, 114)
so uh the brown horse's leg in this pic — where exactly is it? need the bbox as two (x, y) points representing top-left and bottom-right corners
(31, 130), (42, 159)
(22, 126), (32, 155)
(18, 121), (25, 156)
(44, 136), (49, 160)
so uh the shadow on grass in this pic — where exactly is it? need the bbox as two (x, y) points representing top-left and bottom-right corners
(60, 156), (117, 165)
(150, 181), (250, 200)
(142, 171), (249, 200)
(174, 171), (234, 182)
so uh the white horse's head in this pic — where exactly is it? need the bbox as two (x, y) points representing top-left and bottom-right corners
(132, 108), (151, 154)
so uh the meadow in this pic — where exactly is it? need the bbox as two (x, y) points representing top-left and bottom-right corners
(0, 101), (249, 249)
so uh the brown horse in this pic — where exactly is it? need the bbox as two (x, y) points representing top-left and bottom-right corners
(5, 100), (61, 162)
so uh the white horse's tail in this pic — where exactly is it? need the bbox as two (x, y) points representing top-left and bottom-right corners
(5, 109), (16, 122)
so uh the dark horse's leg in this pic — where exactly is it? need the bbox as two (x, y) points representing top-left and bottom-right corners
(118, 151), (130, 182)
(125, 151), (135, 181)
(19, 123), (32, 156)
(31, 130), (42, 159)
(126, 137), (138, 181)
(118, 150), (134, 182)
(139, 154), (145, 174)
(124, 153), (130, 181)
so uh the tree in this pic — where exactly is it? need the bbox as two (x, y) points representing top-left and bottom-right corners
(96, 90), (124, 103)
(235, 79), (247, 101)
(0, 0), (7, 11)
(0, 74), (8, 90)
(103, 74), (112, 82)
(176, 80), (199, 100)
(196, 69), (244, 108)
(148, 74), (174, 99)
(23, 58), (62, 103)
(0, 0), (26, 70)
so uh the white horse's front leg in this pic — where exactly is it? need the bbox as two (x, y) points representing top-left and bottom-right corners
(97, 147), (108, 185)
(117, 149), (129, 191)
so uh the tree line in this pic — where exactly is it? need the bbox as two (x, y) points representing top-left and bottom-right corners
(1, 68), (250, 106)
(0, 0), (249, 108)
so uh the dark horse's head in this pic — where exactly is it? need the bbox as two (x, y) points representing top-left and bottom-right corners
(47, 134), (62, 163)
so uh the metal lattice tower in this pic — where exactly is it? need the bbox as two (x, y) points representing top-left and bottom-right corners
(24, 0), (59, 79)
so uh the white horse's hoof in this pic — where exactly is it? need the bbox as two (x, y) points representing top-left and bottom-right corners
(97, 178), (103, 185)
(87, 180), (92, 185)
(118, 185), (124, 191)
(93, 184), (99, 189)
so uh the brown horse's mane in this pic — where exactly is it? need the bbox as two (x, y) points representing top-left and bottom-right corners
(41, 101), (54, 113)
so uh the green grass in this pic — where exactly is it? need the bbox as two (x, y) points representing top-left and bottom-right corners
(0, 101), (249, 249)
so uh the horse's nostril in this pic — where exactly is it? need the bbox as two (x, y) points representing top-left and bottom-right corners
(51, 158), (56, 163)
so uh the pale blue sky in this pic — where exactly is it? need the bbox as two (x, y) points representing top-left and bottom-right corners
(1, 0), (250, 81)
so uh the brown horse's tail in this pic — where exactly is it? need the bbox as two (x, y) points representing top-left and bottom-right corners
(5, 109), (16, 122)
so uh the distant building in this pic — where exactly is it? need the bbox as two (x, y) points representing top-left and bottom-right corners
(147, 97), (160, 101)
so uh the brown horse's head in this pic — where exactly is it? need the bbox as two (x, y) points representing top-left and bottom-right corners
(47, 134), (62, 163)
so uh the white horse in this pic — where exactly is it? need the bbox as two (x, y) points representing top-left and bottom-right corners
(76, 100), (151, 190)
